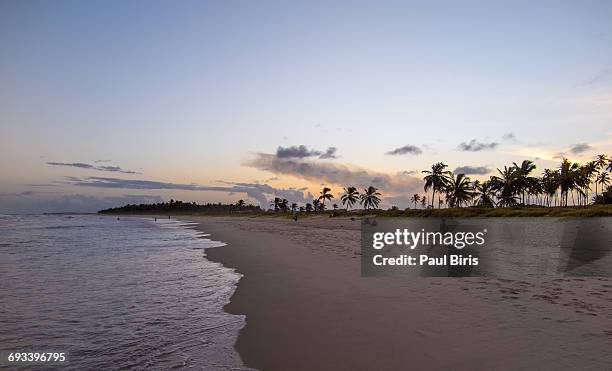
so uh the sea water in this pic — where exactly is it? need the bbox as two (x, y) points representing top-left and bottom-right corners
(0, 214), (247, 370)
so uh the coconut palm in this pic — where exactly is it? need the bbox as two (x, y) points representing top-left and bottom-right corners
(593, 155), (608, 198)
(471, 180), (481, 206)
(597, 172), (610, 196)
(318, 187), (334, 208)
(270, 197), (282, 211)
(577, 162), (597, 206)
(595, 154), (608, 171)
(445, 173), (474, 207)
(474, 180), (495, 207)
(312, 198), (321, 211)
(410, 193), (420, 209)
(305, 203), (313, 212)
(236, 199), (245, 208)
(422, 162), (452, 208)
(340, 187), (360, 210)
(420, 196), (427, 209)
(512, 160), (537, 205)
(490, 166), (518, 207)
(558, 158), (580, 206)
(360, 186), (382, 210)
(280, 198), (289, 211)
(541, 169), (560, 207)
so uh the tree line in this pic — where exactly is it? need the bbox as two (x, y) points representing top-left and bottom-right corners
(100, 155), (612, 214)
(99, 199), (261, 214)
(270, 154), (612, 212)
(418, 155), (611, 209)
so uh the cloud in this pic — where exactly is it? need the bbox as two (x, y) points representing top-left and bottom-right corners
(319, 147), (338, 159)
(400, 170), (418, 176)
(569, 143), (592, 154)
(46, 161), (138, 174)
(0, 194), (164, 214)
(502, 133), (517, 141)
(94, 159), (112, 163)
(244, 153), (422, 197)
(458, 139), (499, 152)
(276, 145), (338, 159)
(67, 176), (310, 208)
(582, 68), (612, 85)
(0, 190), (55, 197)
(453, 166), (491, 175)
(386, 145), (422, 156)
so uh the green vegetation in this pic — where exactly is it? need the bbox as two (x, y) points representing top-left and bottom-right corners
(98, 199), (261, 215)
(99, 155), (612, 217)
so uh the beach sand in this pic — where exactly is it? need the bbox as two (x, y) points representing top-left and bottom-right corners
(187, 216), (612, 370)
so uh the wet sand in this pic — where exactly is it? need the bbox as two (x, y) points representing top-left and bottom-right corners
(188, 216), (612, 371)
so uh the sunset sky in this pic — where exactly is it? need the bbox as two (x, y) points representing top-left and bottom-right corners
(1, 0), (612, 212)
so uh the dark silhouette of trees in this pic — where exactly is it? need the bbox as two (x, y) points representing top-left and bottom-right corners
(340, 187), (360, 210)
(318, 187), (333, 208)
(98, 200), (261, 214)
(423, 162), (451, 208)
(445, 173), (474, 207)
(360, 186), (381, 210)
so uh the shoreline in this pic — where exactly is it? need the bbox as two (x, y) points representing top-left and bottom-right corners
(186, 216), (612, 370)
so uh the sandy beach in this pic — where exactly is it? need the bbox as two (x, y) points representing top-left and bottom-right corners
(187, 216), (612, 371)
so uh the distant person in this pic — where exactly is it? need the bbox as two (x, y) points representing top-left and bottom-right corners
(291, 205), (297, 222)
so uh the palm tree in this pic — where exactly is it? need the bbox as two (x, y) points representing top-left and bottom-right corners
(594, 155), (608, 198)
(445, 173), (474, 207)
(236, 199), (245, 208)
(410, 194), (420, 209)
(318, 187), (334, 208)
(340, 187), (360, 210)
(422, 162), (452, 208)
(270, 197), (282, 211)
(420, 196), (427, 209)
(305, 203), (313, 212)
(595, 154), (608, 171)
(471, 180), (481, 206)
(512, 160), (537, 205)
(280, 198), (289, 211)
(474, 180), (495, 207)
(558, 158), (580, 206)
(490, 166), (518, 207)
(360, 186), (382, 210)
(541, 169), (560, 207)
(312, 198), (321, 211)
(597, 172), (610, 197)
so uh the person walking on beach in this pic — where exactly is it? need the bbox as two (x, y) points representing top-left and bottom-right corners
(291, 204), (298, 222)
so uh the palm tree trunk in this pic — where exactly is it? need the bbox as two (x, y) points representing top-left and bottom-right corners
(431, 189), (435, 208)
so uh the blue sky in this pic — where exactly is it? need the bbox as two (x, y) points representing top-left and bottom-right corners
(1, 0), (611, 212)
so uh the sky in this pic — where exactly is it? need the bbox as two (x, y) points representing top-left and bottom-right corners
(1, 0), (612, 213)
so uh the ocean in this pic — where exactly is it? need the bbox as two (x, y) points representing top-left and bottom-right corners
(0, 214), (246, 370)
